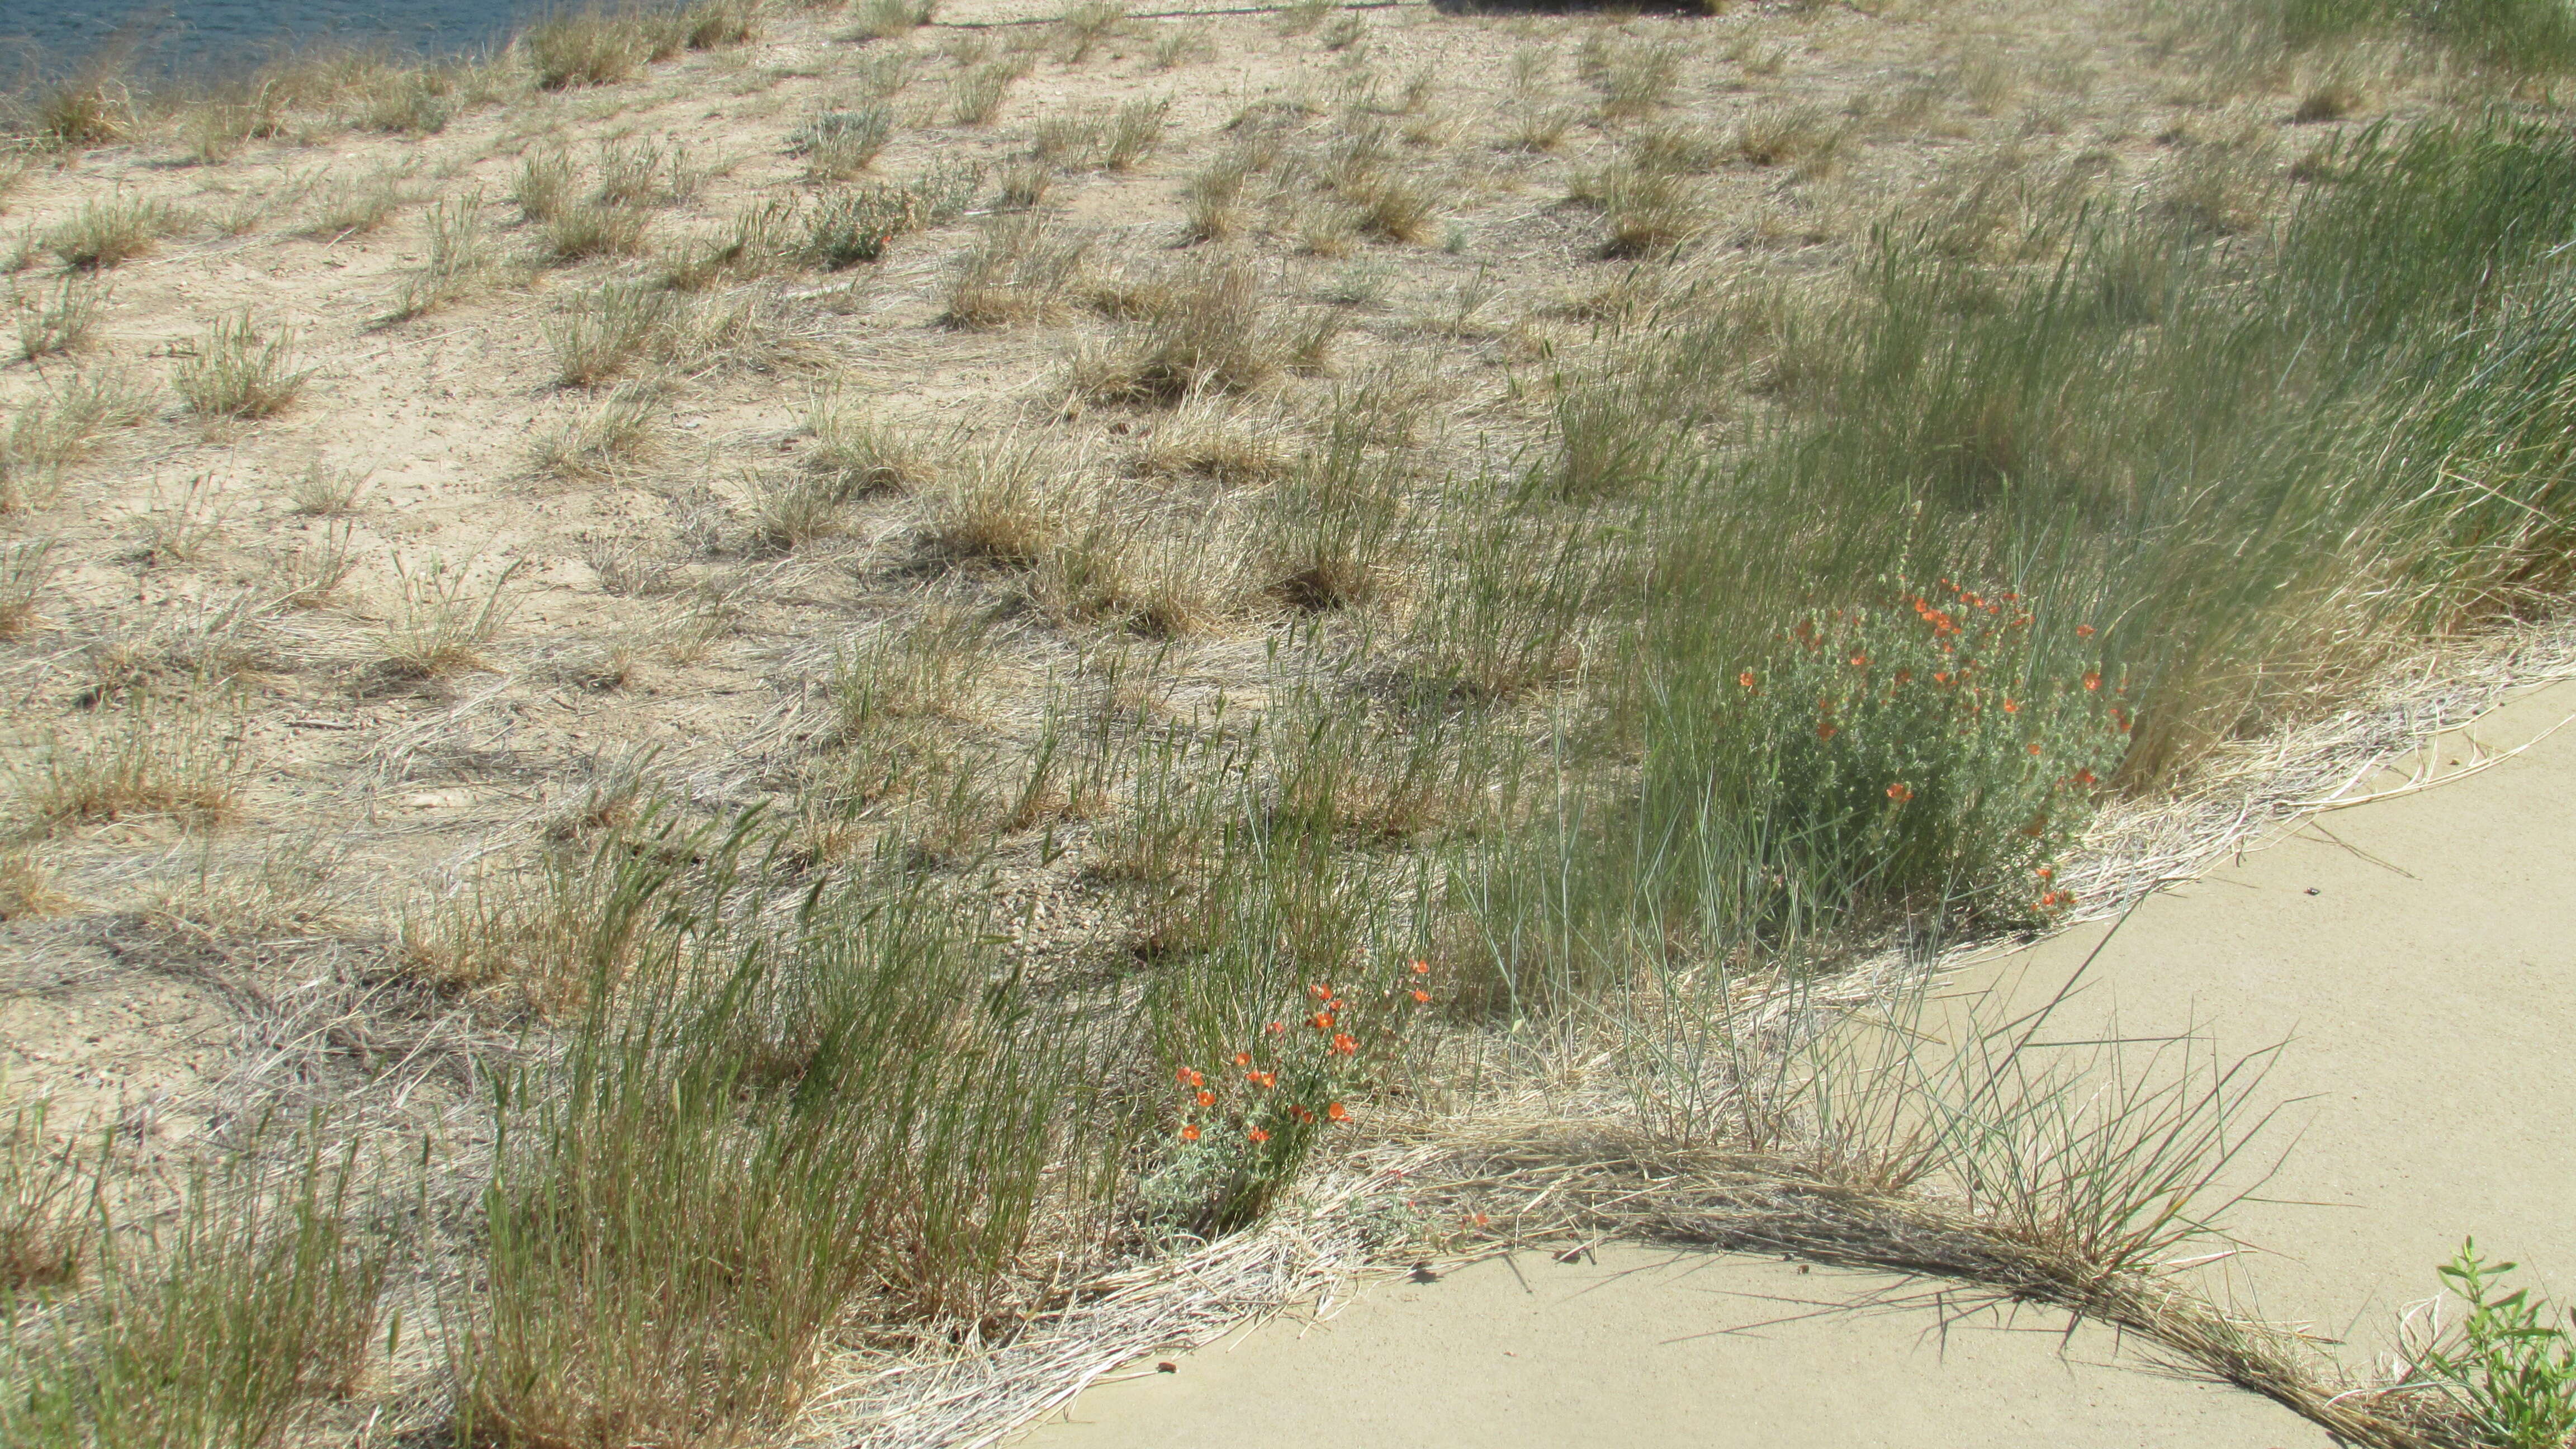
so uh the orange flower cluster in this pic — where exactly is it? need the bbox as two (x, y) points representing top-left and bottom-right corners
(1173, 958), (1435, 1147)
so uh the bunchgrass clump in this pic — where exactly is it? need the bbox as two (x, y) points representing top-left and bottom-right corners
(173, 312), (311, 421)
(527, 8), (650, 89)
(546, 283), (676, 387)
(375, 556), (518, 678)
(804, 388), (945, 495)
(11, 276), (101, 361)
(945, 215), (1091, 328)
(533, 384), (662, 481)
(44, 197), (175, 272)
(0, 1137), (387, 1449)
(13, 698), (248, 831)
(792, 106), (894, 181)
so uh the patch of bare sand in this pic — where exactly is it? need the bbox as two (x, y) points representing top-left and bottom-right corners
(1017, 679), (2576, 1447)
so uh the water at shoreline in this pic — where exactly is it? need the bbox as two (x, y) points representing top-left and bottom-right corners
(3, 1), (546, 81)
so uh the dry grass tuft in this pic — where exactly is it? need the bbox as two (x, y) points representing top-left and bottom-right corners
(11, 276), (101, 361)
(375, 556), (519, 679)
(945, 215), (1092, 328)
(1072, 253), (1284, 403)
(929, 438), (1069, 564)
(805, 388), (947, 495)
(13, 700), (249, 832)
(45, 196), (177, 272)
(532, 384), (662, 481)
(793, 106), (894, 180)
(174, 311), (312, 421)
(0, 538), (57, 638)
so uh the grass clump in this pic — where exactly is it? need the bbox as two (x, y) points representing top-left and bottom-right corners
(375, 556), (518, 678)
(945, 215), (1092, 328)
(546, 283), (677, 387)
(388, 190), (490, 322)
(527, 8), (651, 89)
(451, 842), (1091, 1446)
(173, 312), (311, 422)
(1072, 253), (1282, 402)
(0, 539), (56, 638)
(1, 1097), (91, 1291)
(533, 383), (661, 481)
(0, 1138), (387, 1449)
(804, 389), (945, 495)
(11, 277), (101, 361)
(792, 106), (894, 181)
(44, 197), (176, 272)
(13, 700), (248, 832)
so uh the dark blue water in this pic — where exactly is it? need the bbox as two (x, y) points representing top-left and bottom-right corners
(3, 1), (546, 79)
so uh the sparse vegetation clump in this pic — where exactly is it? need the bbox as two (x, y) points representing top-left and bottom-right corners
(173, 312), (311, 420)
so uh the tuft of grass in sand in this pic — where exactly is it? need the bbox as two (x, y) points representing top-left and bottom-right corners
(173, 312), (311, 421)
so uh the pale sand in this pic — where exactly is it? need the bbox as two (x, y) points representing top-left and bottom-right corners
(1018, 679), (2576, 1447)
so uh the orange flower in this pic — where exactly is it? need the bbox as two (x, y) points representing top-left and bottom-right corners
(1738, 670), (1758, 689)
(1180, 1123), (1200, 1142)
(1266, 1021), (1286, 1035)
(2001, 698), (2020, 713)
(2073, 769), (2097, 787)
(1886, 782), (1913, 803)
(2028, 742), (2043, 756)
(1411, 988), (1431, 1003)
(1817, 721), (1838, 741)
(1177, 1068), (1203, 1088)
(1308, 982), (1334, 1001)
(1234, 1051), (1252, 1067)
(2035, 866), (2053, 880)
(2075, 624), (2096, 638)
(1331, 1031), (1358, 1055)
(1248, 1071), (1275, 1089)
(2039, 891), (2063, 908)
(1933, 671), (1952, 685)
(1849, 651), (1869, 669)
(1309, 1011), (1334, 1031)
(1247, 1126), (1270, 1144)
(1196, 1090), (1215, 1107)
(1327, 1102), (1349, 1122)
(1290, 1104), (1315, 1124)
(1410, 959), (1431, 975)
(1472, 1213), (1491, 1228)
(2083, 672), (2103, 692)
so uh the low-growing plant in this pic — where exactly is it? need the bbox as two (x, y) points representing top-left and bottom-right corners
(948, 62), (1019, 126)
(804, 388), (944, 494)
(929, 437), (1067, 564)
(546, 282), (676, 387)
(375, 555), (519, 678)
(173, 312), (310, 421)
(13, 697), (249, 831)
(1058, 0), (1128, 64)
(527, 7), (650, 89)
(792, 106), (894, 181)
(11, 276), (101, 361)
(388, 188), (489, 321)
(945, 214), (1091, 328)
(0, 1097), (90, 1291)
(2403, 1242), (2576, 1449)
(849, 0), (937, 40)
(1105, 96), (1173, 171)
(44, 196), (174, 271)
(0, 539), (56, 638)
(533, 383), (661, 481)
(0, 1135), (386, 1449)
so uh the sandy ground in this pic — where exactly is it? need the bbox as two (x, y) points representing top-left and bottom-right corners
(1017, 678), (2576, 1447)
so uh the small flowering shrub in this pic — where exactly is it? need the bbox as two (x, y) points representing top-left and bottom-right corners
(1140, 955), (1432, 1238)
(1701, 580), (2129, 929)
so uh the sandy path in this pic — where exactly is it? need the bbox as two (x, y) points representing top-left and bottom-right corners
(1015, 678), (2576, 1446)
